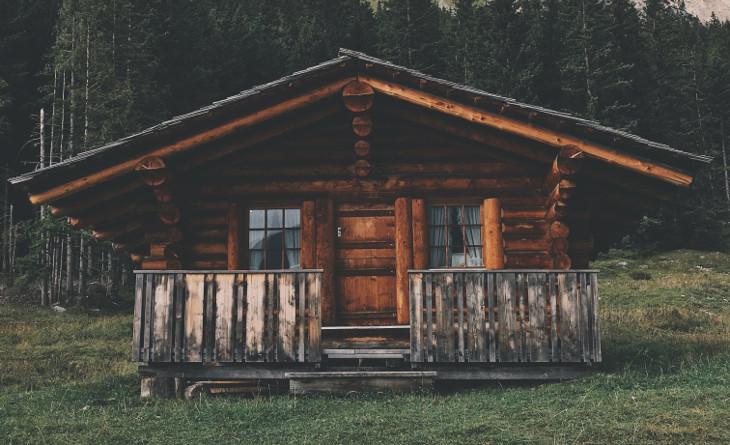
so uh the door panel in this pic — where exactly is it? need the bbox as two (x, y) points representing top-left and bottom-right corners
(335, 204), (397, 326)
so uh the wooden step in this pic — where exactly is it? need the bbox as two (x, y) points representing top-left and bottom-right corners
(322, 348), (410, 359)
(286, 371), (437, 395)
(322, 325), (410, 332)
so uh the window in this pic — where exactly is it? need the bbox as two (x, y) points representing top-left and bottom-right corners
(248, 208), (300, 270)
(429, 205), (482, 268)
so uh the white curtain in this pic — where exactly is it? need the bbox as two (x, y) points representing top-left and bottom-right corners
(429, 207), (446, 267)
(284, 229), (301, 269)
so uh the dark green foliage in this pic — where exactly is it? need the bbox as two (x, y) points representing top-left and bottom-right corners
(2, 0), (730, 294)
(375, 0), (445, 73)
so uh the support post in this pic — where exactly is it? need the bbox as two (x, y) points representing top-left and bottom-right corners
(482, 198), (504, 269)
(395, 197), (413, 324)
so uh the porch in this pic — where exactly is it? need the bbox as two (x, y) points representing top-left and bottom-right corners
(133, 269), (600, 386)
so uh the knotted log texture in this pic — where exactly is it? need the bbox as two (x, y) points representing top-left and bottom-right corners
(135, 156), (186, 269)
(543, 146), (585, 270)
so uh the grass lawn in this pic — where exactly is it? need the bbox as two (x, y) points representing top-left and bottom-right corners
(1, 249), (729, 444)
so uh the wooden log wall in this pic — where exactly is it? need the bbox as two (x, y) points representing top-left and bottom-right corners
(131, 85), (604, 275)
(409, 270), (601, 363)
(132, 271), (322, 363)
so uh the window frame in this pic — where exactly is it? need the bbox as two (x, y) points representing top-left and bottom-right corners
(427, 202), (484, 269)
(243, 204), (302, 271)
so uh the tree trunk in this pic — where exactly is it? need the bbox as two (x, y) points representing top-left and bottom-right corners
(84, 20), (90, 147)
(60, 71), (66, 160)
(50, 70), (57, 166)
(78, 235), (86, 305)
(2, 165), (8, 273)
(721, 121), (729, 209)
(65, 231), (73, 298)
(8, 204), (15, 286)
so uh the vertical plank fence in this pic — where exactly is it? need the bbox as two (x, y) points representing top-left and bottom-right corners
(133, 270), (322, 363)
(409, 270), (600, 363)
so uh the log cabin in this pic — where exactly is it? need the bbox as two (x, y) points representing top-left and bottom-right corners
(11, 49), (710, 395)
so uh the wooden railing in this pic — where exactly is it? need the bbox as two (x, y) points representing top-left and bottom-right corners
(409, 270), (600, 364)
(132, 270), (322, 363)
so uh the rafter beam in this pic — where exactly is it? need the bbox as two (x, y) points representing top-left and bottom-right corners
(361, 75), (693, 187)
(29, 77), (356, 206)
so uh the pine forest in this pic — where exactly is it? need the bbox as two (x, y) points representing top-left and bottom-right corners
(1, 0), (729, 306)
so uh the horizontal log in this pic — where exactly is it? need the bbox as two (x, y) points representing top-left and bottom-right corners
(29, 77), (356, 206)
(145, 227), (183, 243)
(196, 177), (541, 198)
(50, 177), (142, 217)
(189, 228), (228, 241)
(140, 257), (182, 270)
(362, 75), (694, 187)
(150, 243), (166, 257)
(93, 218), (143, 241)
(69, 196), (139, 228)
(188, 243), (227, 256)
(187, 259), (228, 270)
(503, 237), (551, 251)
(112, 233), (148, 252)
(502, 221), (549, 237)
(502, 208), (545, 219)
(504, 252), (552, 269)
(190, 215), (227, 227)
(378, 99), (554, 165)
(195, 160), (530, 179)
(545, 202), (590, 221)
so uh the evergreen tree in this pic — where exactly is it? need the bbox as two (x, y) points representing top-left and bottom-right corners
(375, 0), (446, 74)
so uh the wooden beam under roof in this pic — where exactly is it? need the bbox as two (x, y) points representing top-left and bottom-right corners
(28, 77), (356, 206)
(360, 75), (694, 187)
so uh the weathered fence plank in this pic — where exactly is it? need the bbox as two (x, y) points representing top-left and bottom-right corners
(465, 272), (486, 362)
(153, 274), (173, 362)
(308, 272), (322, 362)
(406, 270), (600, 364)
(409, 273), (424, 363)
(215, 274), (235, 361)
(134, 270), (323, 364)
(498, 273), (517, 362)
(528, 273), (549, 362)
(132, 274), (144, 361)
(559, 273), (580, 362)
(434, 273), (455, 362)
(245, 274), (266, 362)
(456, 273), (465, 362)
(184, 274), (205, 362)
(277, 273), (297, 362)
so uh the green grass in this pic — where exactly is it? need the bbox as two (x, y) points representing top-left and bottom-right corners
(2, 249), (730, 444)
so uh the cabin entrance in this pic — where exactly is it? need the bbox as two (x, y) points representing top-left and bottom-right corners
(333, 203), (397, 326)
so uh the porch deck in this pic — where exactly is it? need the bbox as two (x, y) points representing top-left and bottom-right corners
(133, 269), (600, 383)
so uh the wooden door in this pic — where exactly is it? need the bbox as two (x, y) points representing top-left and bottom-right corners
(334, 203), (397, 326)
